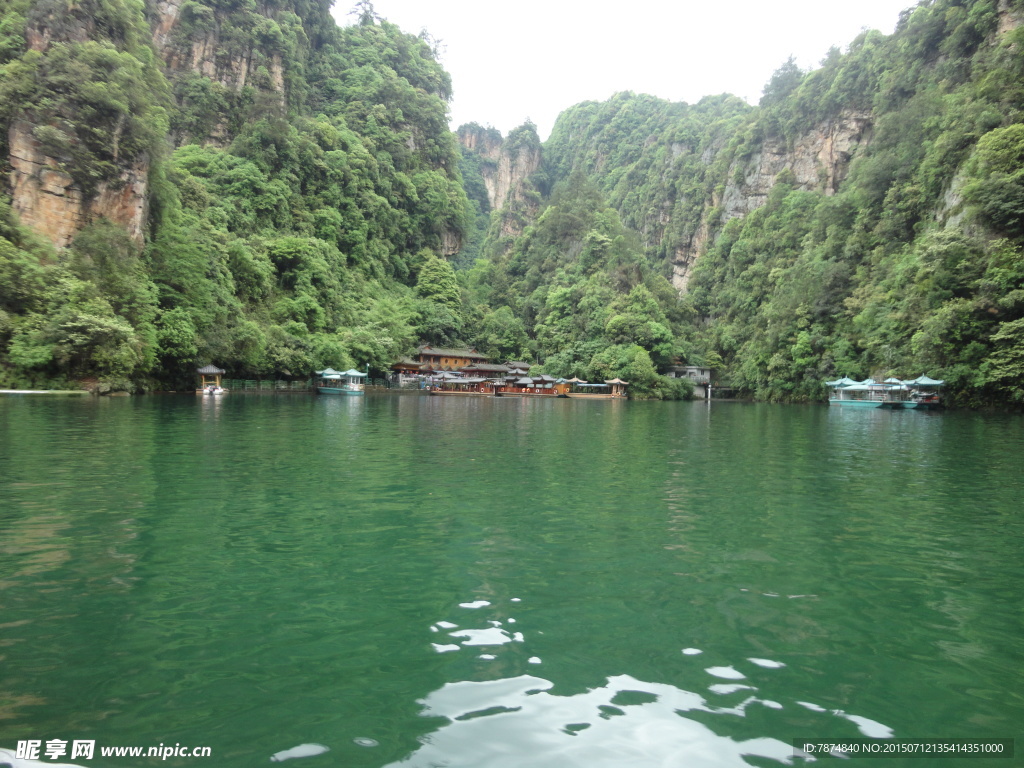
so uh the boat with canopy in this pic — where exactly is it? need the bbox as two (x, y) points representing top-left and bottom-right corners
(314, 368), (367, 395)
(825, 376), (944, 409)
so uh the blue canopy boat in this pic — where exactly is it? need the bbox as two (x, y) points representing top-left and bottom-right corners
(315, 368), (367, 395)
(826, 376), (944, 409)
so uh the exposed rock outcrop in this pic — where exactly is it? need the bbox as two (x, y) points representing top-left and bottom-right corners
(998, 0), (1023, 36)
(457, 124), (542, 242)
(720, 110), (872, 221)
(7, 1), (153, 250)
(7, 0), (293, 249)
(670, 110), (873, 292)
(458, 124), (541, 213)
(8, 121), (148, 248)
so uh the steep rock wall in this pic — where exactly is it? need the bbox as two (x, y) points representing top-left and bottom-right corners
(152, 0), (288, 147)
(8, 122), (148, 248)
(458, 126), (540, 212)
(998, 0), (1023, 35)
(458, 125), (542, 242)
(492, 142), (542, 214)
(671, 110), (872, 292)
(7, 7), (154, 249)
(7, 0), (293, 249)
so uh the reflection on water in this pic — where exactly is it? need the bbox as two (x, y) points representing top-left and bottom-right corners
(395, 596), (894, 768)
(385, 673), (801, 768)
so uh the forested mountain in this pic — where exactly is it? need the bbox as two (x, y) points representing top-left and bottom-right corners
(2, 0), (1024, 404)
(498, 0), (1024, 405)
(0, 0), (470, 390)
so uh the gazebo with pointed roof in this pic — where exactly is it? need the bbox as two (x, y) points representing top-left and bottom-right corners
(604, 378), (629, 398)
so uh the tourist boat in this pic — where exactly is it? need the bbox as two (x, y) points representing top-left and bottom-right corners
(494, 375), (570, 397)
(826, 376), (943, 408)
(563, 378), (629, 399)
(904, 376), (944, 409)
(429, 377), (495, 396)
(315, 368), (367, 395)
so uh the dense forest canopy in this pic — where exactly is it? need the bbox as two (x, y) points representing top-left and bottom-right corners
(1, 0), (1023, 404)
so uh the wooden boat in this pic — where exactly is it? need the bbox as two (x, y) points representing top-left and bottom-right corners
(315, 368), (367, 395)
(429, 377), (495, 396)
(563, 378), (629, 399)
(494, 374), (570, 397)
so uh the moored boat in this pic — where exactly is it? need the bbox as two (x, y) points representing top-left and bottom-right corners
(826, 376), (944, 408)
(315, 368), (367, 395)
(429, 377), (495, 396)
(563, 378), (629, 399)
(196, 364), (228, 395)
(494, 374), (570, 397)
(904, 376), (944, 409)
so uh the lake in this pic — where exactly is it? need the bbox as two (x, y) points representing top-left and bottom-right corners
(1, 394), (1022, 767)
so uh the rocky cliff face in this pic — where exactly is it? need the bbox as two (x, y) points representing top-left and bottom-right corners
(670, 110), (872, 292)
(998, 0), (1023, 35)
(457, 124), (542, 241)
(6, 0), (292, 250)
(458, 125), (541, 213)
(151, 0), (288, 147)
(7, 6), (153, 249)
(8, 121), (149, 248)
(152, 0), (286, 101)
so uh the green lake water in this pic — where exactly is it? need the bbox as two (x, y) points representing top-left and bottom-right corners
(1, 394), (1022, 767)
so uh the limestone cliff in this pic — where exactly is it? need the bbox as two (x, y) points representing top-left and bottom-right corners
(5, 0), (293, 250)
(670, 110), (872, 292)
(8, 121), (149, 248)
(457, 123), (542, 240)
(151, 0), (288, 120)
(6, 2), (157, 249)
(458, 124), (541, 211)
(998, 0), (1023, 35)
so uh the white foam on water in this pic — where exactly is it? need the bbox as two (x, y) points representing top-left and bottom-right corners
(269, 743), (329, 762)
(705, 666), (746, 680)
(458, 600), (491, 609)
(747, 658), (786, 669)
(708, 683), (755, 695)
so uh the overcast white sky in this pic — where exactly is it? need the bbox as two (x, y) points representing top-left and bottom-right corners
(330, 0), (914, 140)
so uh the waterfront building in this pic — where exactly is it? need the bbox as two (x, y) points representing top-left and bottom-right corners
(415, 345), (488, 371)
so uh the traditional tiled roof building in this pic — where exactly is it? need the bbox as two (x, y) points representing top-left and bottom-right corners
(416, 345), (488, 371)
